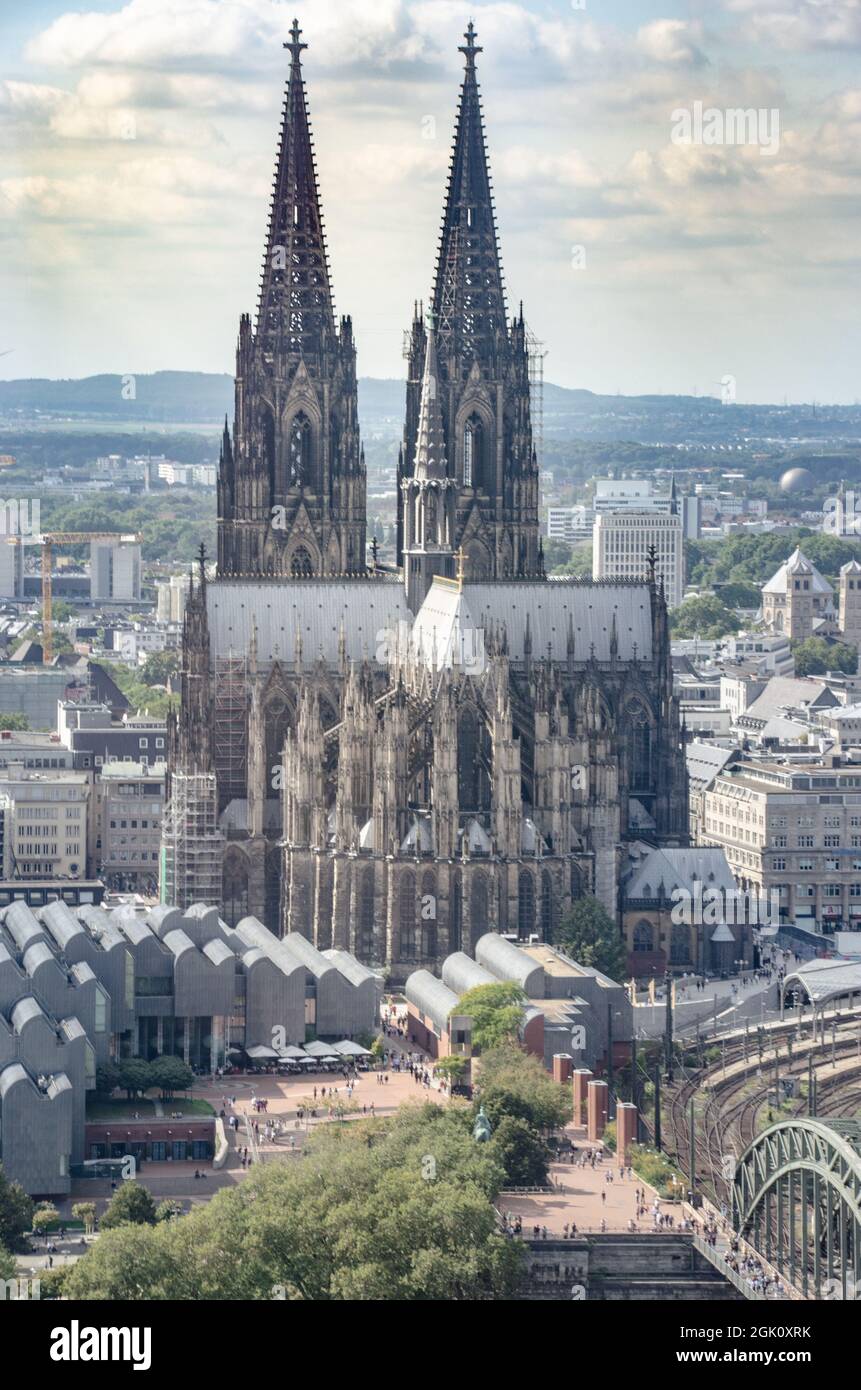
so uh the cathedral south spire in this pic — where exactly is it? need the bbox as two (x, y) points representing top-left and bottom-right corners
(398, 23), (541, 583)
(218, 21), (367, 579)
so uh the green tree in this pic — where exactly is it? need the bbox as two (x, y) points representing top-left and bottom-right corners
(141, 650), (180, 686)
(488, 1114), (551, 1186)
(100, 1182), (159, 1230)
(0, 1244), (15, 1283)
(455, 981), (526, 1051)
(33, 1204), (60, 1240)
(554, 894), (627, 981)
(474, 1045), (571, 1135)
(0, 1165), (34, 1252)
(0, 713), (28, 731)
(435, 1055), (467, 1083)
(669, 593), (739, 640)
(72, 1202), (97, 1234)
(65, 1104), (525, 1301)
(149, 1055), (193, 1099)
(716, 579), (761, 608)
(117, 1057), (153, 1099)
(792, 637), (858, 676)
(95, 1061), (120, 1096)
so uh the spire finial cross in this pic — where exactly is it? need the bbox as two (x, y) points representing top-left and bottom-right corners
(459, 20), (482, 69)
(285, 17), (307, 63)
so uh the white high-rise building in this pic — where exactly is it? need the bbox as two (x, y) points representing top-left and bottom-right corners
(593, 510), (684, 609)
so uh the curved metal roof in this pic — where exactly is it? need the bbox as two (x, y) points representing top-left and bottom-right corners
(405, 969), (461, 1032)
(783, 958), (861, 1005)
(475, 932), (544, 996)
(441, 951), (496, 996)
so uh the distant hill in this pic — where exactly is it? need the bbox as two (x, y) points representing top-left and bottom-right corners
(0, 370), (718, 424)
(1, 371), (859, 446)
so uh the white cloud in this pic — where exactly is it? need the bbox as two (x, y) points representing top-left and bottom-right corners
(724, 0), (861, 51)
(636, 19), (707, 67)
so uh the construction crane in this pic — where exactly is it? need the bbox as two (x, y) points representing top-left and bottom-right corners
(38, 532), (141, 664)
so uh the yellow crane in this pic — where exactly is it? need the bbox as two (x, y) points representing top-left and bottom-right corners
(39, 532), (141, 664)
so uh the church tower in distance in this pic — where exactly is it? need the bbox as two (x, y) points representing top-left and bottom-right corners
(217, 20), (366, 580)
(398, 23), (541, 599)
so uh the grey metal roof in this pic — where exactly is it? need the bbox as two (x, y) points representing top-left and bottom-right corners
(783, 958), (861, 1006)
(40, 900), (86, 950)
(162, 929), (195, 961)
(743, 677), (839, 724)
(412, 578), (654, 668)
(279, 931), (336, 980)
(11, 996), (45, 1031)
(441, 951), (496, 997)
(203, 938), (234, 968)
(207, 578), (410, 666)
(475, 933), (545, 996)
(405, 969), (461, 1032)
(321, 948), (377, 988)
(685, 740), (738, 792)
(0, 1063), (28, 1098)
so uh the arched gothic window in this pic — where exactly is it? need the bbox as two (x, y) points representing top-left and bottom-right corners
(421, 870), (437, 959)
(457, 706), (491, 814)
(288, 412), (313, 487)
(629, 706), (653, 791)
(670, 922), (690, 965)
(264, 694), (293, 781)
(290, 547), (314, 578)
(469, 872), (488, 952)
(633, 920), (654, 953)
(399, 871), (416, 959)
(359, 867), (375, 962)
(451, 871), (463, 954)
(222, 853), (249, 927)
(541, 870), (554, 941)
(463, 413), (485, 489)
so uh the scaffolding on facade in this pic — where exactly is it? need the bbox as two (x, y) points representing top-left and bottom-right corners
(213, 652), (249, 804)
(525, 325), (547, 468)
(160, 769), (224, 910)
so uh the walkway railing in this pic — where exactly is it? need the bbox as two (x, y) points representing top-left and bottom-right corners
(692, 1234), (772, 1300)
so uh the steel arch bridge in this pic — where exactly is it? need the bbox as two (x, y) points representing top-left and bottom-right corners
(733, 1118), (861, 1299)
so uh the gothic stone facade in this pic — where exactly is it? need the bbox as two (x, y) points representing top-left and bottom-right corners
(164, 23), (689, 984)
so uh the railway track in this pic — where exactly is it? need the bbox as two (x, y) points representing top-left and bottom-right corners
(653, 1015), (861, 1206)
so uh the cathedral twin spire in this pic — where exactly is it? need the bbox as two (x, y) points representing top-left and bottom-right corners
(218, 18), (538, 588)
(256, 19), (336, 367)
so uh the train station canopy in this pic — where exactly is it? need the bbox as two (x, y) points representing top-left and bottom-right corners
(782, 958), (861, 1006)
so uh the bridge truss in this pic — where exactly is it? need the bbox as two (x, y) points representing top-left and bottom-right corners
(733, 1118), (861, 1299)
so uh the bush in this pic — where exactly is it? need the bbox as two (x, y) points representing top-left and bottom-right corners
(100, 1183), (159, 1230)
(628, 1143), (683, 1199)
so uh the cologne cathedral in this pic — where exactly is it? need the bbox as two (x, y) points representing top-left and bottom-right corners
(163, 21), (689, 984)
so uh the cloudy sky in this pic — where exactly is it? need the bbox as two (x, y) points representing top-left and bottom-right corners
(1, 0), (859, 401)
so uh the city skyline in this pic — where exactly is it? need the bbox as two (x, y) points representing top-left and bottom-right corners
(1, 0), (860, 401)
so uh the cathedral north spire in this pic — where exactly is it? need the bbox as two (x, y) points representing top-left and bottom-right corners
(256, 17), (336, 366)
(218, 23), (366, 580)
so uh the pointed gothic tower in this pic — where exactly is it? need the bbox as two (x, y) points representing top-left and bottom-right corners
(402, 316), (456, 610)
(398, 23), (540, 584)
(218, 20), (366, 579)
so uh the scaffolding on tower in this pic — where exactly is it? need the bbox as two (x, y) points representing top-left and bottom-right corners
(213, 651), (249, 807)
(525, 326), (548, 468)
